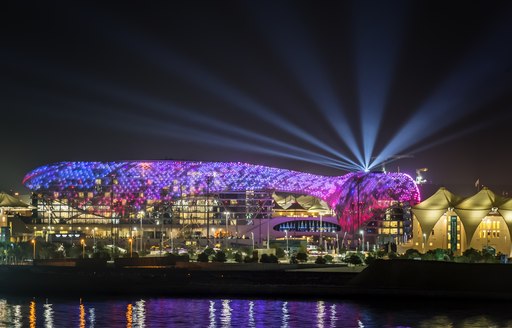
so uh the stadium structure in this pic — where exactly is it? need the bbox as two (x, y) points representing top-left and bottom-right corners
(18, 161), (420, 252)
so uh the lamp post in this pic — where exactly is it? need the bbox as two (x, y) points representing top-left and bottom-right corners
(342, 231), (347, 251)
(46, 209), (52, 242)
(250, 232), (254, 252)
(319, 214), (323, 248)
(170, 230), (173, 253)
(157, 220), (163, 256)
(267, 218), (270, 249)
(128, 238), (133, 258)
(335, 233), (339, 255)
(360, 229), (364, 252)
(206, 176), (212, 246)
(139, 211), (144, 253)
(284, 230), (289, 259)
(92, 227), (97, 253)
(133, 227), (138, 253)
(225, 212), (229, 249)
(80, 239), (85, 258)
(31, 239), (36, 260)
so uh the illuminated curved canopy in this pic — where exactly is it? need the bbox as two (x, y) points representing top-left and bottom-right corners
(23, 161), (420, 227)
(412, 187), (462, 240)
(412, 187), (512, 245)
(454, 188), (507, 245)
(497, 198), (512, 242)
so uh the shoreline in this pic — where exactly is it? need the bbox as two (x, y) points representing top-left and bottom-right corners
(3, 260), (512, 301)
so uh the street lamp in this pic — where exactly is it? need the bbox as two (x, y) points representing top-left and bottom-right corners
(225, 212), (229, 249)
(31, 239), (36, 260)
(250, 232), (254, 251)
(284, 230), (289, 258)
(92, 227), (97, 253)
(128, 238), (133, 258)
(360, 230), (364, 252)
(335, 233), (339, 255)
(47, 209), (52, 242)
(80, 239), (85, 258)
(319, 214), (323, 247)
(157, 220), (163, 256)
(139, 211), (144, 253)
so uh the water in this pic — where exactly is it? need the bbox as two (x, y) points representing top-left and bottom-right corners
(0, 296), (511, 327)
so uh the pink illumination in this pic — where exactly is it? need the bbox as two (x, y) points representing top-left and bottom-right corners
(23, 161), (420, 228)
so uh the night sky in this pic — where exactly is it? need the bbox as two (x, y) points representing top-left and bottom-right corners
(2, 1), (512, 197)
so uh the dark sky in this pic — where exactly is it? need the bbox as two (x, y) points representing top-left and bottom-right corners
(2, 0), (512, 197)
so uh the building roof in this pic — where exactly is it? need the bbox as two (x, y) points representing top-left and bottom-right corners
(454, 188), (507, 245)
(0, 192), (33, 209)
(412, 187), (462, 240)
(413, 187), (512, 244)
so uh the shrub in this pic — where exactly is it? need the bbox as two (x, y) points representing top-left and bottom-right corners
(260, 254), (269, 263)
(296, 252), (308, 263)
(197, 252), (209, 262)
(346, 253), (363, 265)
(203, 248), (215, 256)
(462, 248), (482, 263)
(388, 252), (398, 259)
(315, 256), (326, 264)
(290, 256), (298, 264)
(213, 251), (227, 262)
(324, 254), (333, 263)
(234, 252), (243, 263)
(268, 254), (278, 263)
(244, 255), (255, 263)
(365, 254), (376, 266)
(275, 247), (286, 259)
(403, 249), (421, 259)
(179, 253), (190, 262)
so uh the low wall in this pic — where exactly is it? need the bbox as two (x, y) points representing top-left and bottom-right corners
(33, 258), (107, 268)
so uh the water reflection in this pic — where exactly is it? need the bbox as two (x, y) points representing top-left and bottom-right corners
(316, 300), (325, 328)
(13, 305), (22, 328)
(88, 308), (96, 328)
(281, 301), (289, 328)
(43, 300), (53, 328)
(29, 300), (35, 328)
(248, 301), (254, 328)
(329, 304), (337, 328)
(220, 299), (231, 327)
(79, 300), (85, 328)
(126, 304), (133, 328)
(0, 297), (511, 327)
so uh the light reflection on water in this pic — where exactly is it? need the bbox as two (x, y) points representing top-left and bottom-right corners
(0, 296), (511, 327)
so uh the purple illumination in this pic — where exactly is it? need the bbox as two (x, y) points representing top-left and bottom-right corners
(22, 161), (420, 228)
